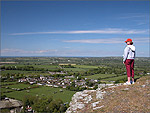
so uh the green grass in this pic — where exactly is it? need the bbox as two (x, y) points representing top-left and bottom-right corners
(1, 70), (51, 76)
(2, 64), (100, 74)
(64, 65), (99, 73)
(83, 74), (116, 79)
(1, 64), (60, 76)
(102, 75), (140, 81)
(1, 88), (13, 92)
(74, 65), (99, 69)
(1, 70), (33, 74)
(3, 64), (59, 70)
(1, 81), (18, 85)
(7, 83), (34, 89)
(4, 85), (76, 102)
(64, 68), (88, 72)
(1, 83), (36, 93)
(102, 75), (127, 81)
(31, 65), (59, 70)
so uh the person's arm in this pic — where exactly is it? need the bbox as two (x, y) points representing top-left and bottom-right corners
(123, 47), (129, 62)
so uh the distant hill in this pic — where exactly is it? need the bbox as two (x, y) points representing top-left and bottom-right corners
(66, 76), (150, 113)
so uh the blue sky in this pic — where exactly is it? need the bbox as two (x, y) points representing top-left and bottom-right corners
(1, 1), (149, 57)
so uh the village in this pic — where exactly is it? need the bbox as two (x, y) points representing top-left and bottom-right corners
(18, 72), (99, 90)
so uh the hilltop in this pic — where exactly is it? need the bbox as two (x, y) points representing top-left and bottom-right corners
(66, 76), (150, 113)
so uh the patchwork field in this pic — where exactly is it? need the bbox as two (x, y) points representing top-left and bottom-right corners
(83, 74), (116, 79)
(1, 57), (149, 105)
(63, 65), (99, 73)
(1, 82), (76, 103)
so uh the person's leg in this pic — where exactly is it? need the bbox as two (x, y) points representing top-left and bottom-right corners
(125, 59), (131, 83)
(132, 77), (134, 82)
(131, 60), (134, 82)
(128, 77), (130, 83)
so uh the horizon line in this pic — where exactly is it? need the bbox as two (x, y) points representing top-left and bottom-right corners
(1, 56), (149, 58)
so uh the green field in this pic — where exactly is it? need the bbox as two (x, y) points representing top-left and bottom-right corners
(1, 70), (33, 74)
(64, 65), (99, 73)
(64, 68), (88, 72)
(74, 65), (99, 69)
(83, 74), (116, 79)
(83, 73), (141, 81)
(1, 88), (14, 92)
(1, 81), (18, 85)
(1, 64), (60, 76)
(7, 83), (34, 89)
(32, 65), (59, 70)
(1, 57), (149, 105)
(1, 70), (50, 76)
(1, 82), (76, 103)
(102, 75), (140, 81)
(2, 64), (59, 70)
(3, 85), (76, 102)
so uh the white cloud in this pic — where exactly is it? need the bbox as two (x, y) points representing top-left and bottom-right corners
(118, 13), (149, 19)
(1, 48), (57, 54)
(64, 38), (122, 44)
(9, 28), (148, 35)
(118, 13), (149, 26)
(63, 37), (149, 44)
(133, 37), (149, 42)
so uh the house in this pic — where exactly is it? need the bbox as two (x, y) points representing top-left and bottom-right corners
(62, 86), (67, 88)
(54, 85), (59, 88)
(0, 98), (23, 113)
(37, 83), (43, 85)
(40, 76), (46, 80)
(46, 84), (53, 87)
(18, 78), (27, 82)
(94, 80), (99, 82)
(65, 75), (75, 78)
(26, 105), (33, 112)
(29, 81), (35, 85)
(47, 81), (50, 84)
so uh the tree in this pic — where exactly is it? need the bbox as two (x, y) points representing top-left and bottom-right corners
(0, 94), (6, 100)
(77, 75), (82, 80)
(23, 95), (66, 113)
(71, 81), (75, 87)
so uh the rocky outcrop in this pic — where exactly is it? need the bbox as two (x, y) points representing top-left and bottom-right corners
(66, 76), (150, 113)
(66, 84), (118, 113)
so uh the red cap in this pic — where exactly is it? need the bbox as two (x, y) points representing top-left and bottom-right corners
(125, 38), (132, 42)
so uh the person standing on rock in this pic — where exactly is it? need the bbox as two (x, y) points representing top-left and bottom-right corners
(123, 38), (136, 85)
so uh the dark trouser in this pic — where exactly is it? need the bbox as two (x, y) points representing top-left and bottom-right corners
(125, 59), (134, 78)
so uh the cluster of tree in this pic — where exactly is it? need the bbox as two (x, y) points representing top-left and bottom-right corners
(1, 65), (47, 71)
(61, 64), (76, 68)
(85, 79), (100, 89)
(23, 95), (68, 113)
(84, 67), (126, 76)
(86, 80), (94, 87)
(1, 73), (25, 82)
(66, 81), (86, 91)
(50, 74), (67, 78)
(66, 80), (98, 91)
(49, 69), (64, 72)
(66, 85), (87, 91)
(0, 93), (6, 100)
(1, 65), (63, 72)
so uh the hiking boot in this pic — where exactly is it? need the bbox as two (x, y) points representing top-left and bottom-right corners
(124, 81), (131, 85)
(132, 81), (135, 84)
